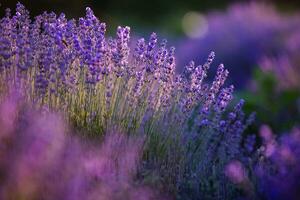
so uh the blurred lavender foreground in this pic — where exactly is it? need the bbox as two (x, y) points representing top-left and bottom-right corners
(177, 3), (300, 88)
(0, 94), (166, 200)
(256, 126), (300, 200)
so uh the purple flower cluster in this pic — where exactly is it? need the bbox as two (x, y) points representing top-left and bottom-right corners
(0, 3), (251, 137)
(178, 97), (256, 199)
(0, 4), (256, 199)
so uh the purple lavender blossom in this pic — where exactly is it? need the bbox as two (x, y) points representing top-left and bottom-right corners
(0, 4), (256, 200)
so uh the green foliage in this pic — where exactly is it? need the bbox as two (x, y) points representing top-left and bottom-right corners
(238, 68), (300, 134)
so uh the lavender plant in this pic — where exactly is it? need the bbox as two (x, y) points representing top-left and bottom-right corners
(0, 3), (255, 199)
(178, 100), (256, 199)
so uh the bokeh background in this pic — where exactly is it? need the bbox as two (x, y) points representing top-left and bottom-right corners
(1, 0), (300, 35)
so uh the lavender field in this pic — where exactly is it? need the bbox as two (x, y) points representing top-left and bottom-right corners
(0, 2), (299, 200)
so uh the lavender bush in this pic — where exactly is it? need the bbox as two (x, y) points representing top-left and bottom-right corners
(0, 3), (256, 199)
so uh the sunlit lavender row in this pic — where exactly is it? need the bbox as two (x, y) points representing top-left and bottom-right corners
(0, 3), (244, 136)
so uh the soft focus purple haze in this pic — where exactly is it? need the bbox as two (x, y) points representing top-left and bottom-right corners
(259, 24), (300, 90)
(224, 160), (255, 199)
(257, 125), (300, 200)
(176, 2), (300, 88)
(0, 94), (169, 200)
(225, 160), (246, 184)
(224, 125), (300, 200)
